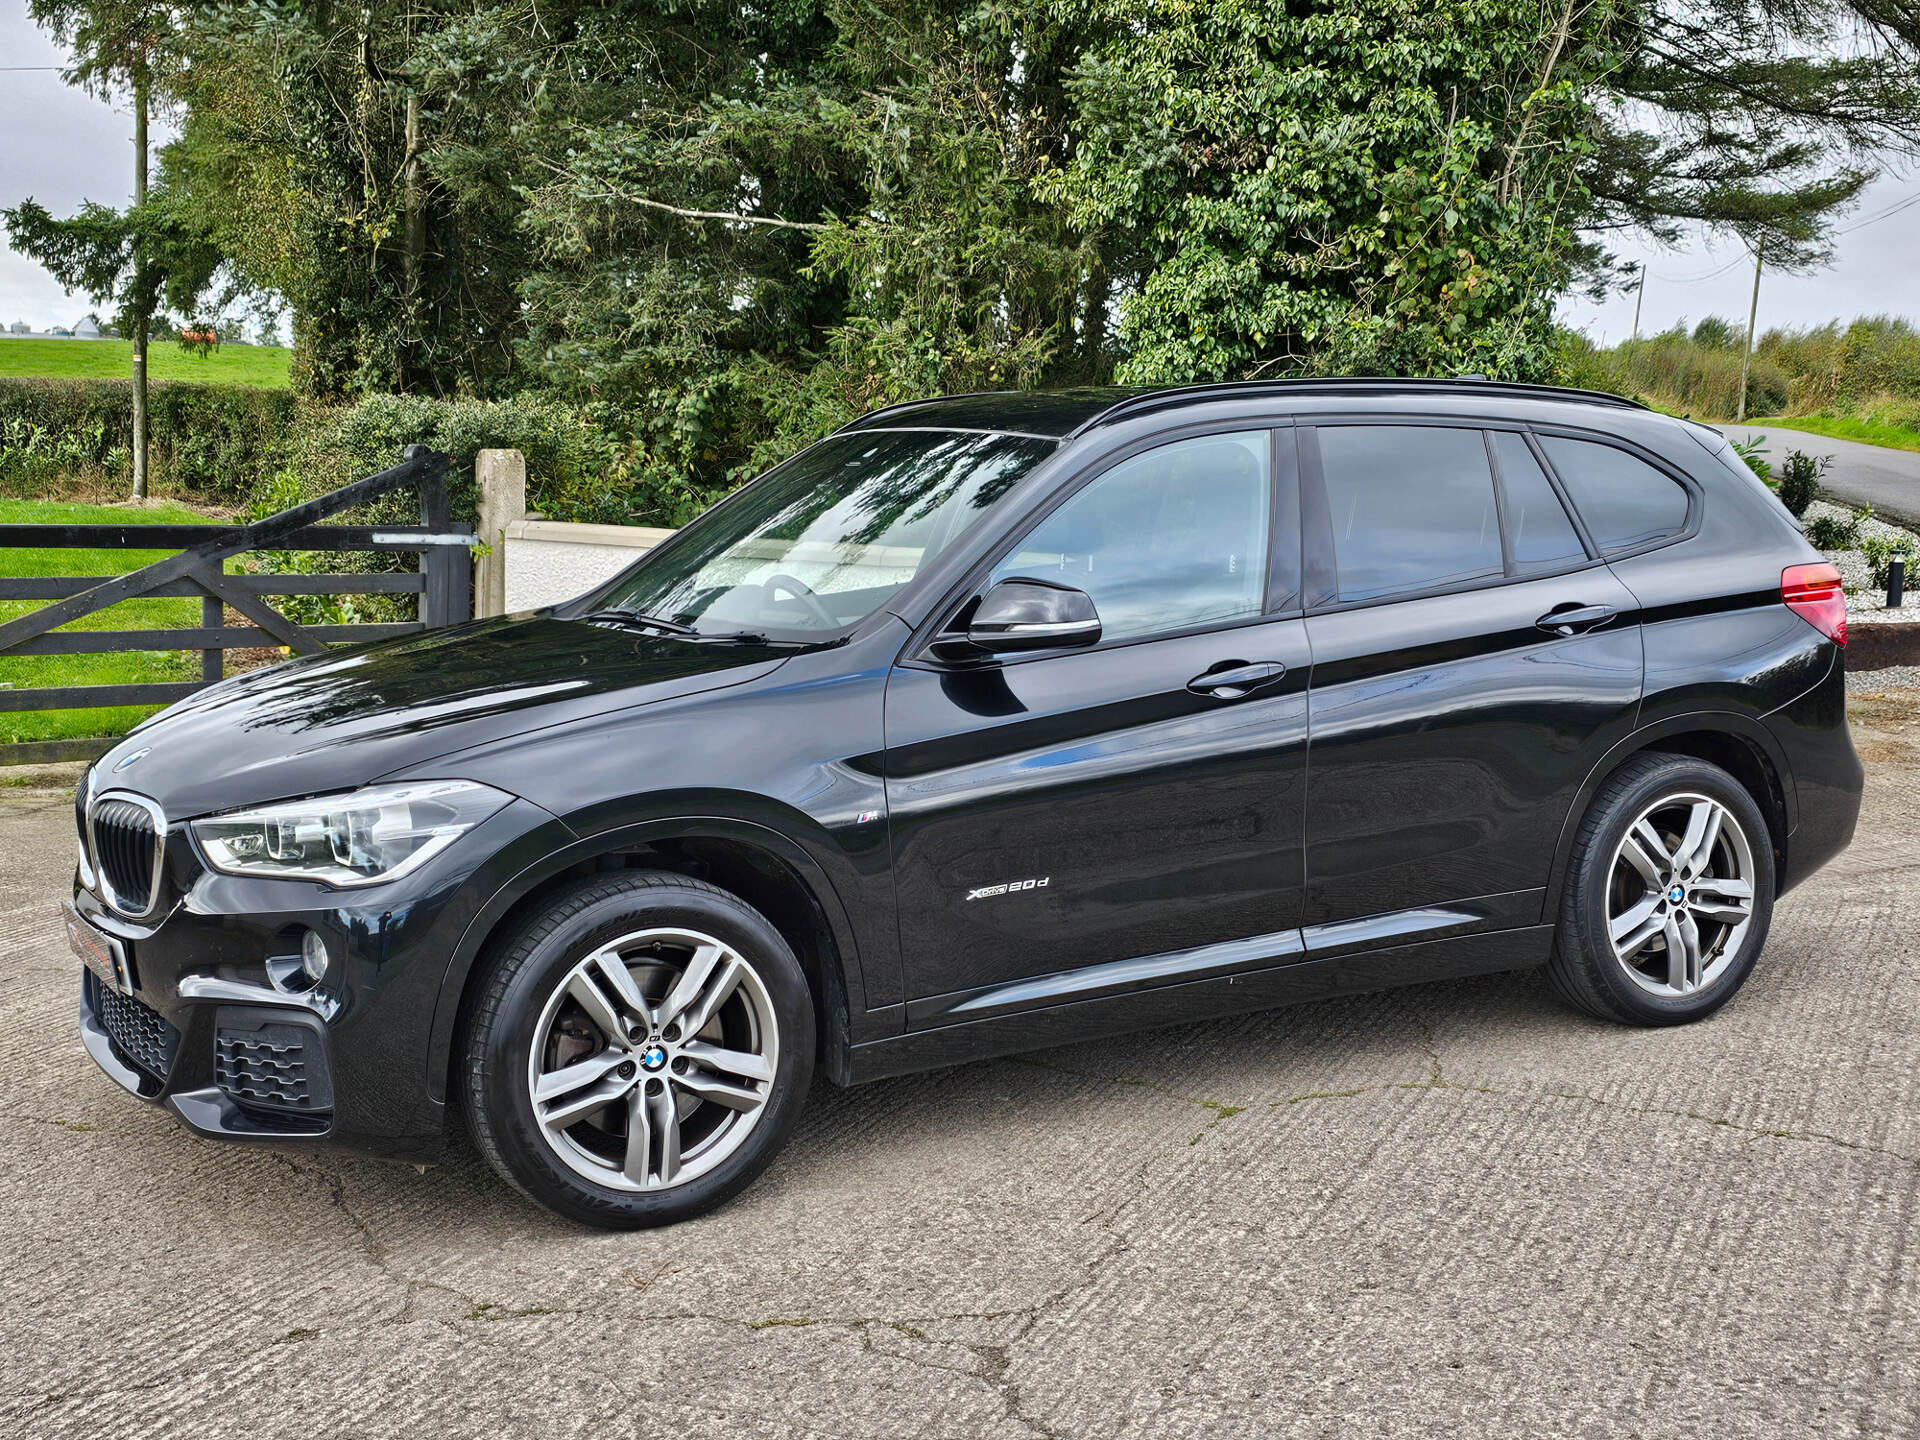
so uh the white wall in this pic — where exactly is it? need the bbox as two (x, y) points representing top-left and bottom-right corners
(502, 518), (676, 612)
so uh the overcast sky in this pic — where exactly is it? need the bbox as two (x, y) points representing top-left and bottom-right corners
(3, 0), (1917, 342)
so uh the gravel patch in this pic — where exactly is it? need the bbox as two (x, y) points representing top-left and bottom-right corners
(1802, 499), (1920, 621)
(1848, 663), (1920, 692)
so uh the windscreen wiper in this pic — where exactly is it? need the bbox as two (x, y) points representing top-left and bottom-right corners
(579, 608), (772, 644)
(579, 607), (698, 636)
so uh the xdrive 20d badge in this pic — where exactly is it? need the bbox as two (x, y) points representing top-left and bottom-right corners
(68, 379), (1863, 1228)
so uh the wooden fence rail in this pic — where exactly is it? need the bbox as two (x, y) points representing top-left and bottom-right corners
(0, 444), (473, 765)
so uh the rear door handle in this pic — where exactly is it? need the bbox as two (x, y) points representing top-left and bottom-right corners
(1187, 661), (1287, 699)
(1535, 603), (1616, 637)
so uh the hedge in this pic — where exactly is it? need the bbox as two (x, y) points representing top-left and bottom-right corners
(0, 377), (297, 500)
(0, 379), (698, 526)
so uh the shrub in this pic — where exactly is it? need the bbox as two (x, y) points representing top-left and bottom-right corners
(1861, 532), (1918, 592)
(1692, 316), (1743, 349)
(1805, 511), (1861, 550)
(0, 377), (295, 499)
(1774, 449), (1826, 516)
(286, 392), (642, 528)
(1729, 434), (1770, 480)
(1571, 326), (1790, 417)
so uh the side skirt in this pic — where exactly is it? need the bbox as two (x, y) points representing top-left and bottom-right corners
(840, 923), (1555, 1085)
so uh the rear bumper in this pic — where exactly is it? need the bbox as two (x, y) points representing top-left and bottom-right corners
(1766, 648), (1864, 894)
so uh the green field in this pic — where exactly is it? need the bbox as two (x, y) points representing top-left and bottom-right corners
(0, 497), (222, 747)
(1752, 413), (1920, 455)
(0, 337), (291, 388)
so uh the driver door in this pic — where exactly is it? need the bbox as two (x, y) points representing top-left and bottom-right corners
(883, 428), (1313, 1018)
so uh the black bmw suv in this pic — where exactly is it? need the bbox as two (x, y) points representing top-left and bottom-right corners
(67, 379), (1862, 1227)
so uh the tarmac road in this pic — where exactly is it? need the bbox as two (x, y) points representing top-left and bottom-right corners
(1719, 424), (1920, 528)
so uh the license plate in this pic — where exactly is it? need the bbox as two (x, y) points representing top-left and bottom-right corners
(65, 905), (131, 993)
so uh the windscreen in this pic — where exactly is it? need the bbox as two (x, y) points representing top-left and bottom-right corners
(593, 429), (1054, 638)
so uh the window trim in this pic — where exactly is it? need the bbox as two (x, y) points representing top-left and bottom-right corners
(1301, 418), (1598, 613)
(905, 417), (1305, 667)
(1526, 423), (1702, 561)
(1485, 427), (1598, 573)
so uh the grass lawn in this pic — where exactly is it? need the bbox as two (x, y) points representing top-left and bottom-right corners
(0, 337), (291, 388)
(0, 497), (222, 745)
(1751, 413), (1920, 455)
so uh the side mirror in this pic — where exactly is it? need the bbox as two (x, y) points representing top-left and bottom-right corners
(956, 577), (1102, 655)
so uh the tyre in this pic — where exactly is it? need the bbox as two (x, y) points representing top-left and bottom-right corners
(462, 871), (815, 1228)
(1546, 753), (1774, 1026)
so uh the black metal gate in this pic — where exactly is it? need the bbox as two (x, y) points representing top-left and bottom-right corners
(0, 445), (474, 765)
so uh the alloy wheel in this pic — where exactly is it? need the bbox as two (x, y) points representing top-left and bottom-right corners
(525, 927), (779, 1192)
(1605, 792), (1756, 998)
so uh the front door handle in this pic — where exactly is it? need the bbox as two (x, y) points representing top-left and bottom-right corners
(1187, 660), (1287, 699)
(1535, 603), (1616, 637)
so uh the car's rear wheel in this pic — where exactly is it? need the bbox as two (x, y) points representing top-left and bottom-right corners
(462, 871), (815, 1228)
(1547, 753), (1774, 1025)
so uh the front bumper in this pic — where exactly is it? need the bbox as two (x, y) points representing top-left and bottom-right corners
(72, 796), (569, 1163)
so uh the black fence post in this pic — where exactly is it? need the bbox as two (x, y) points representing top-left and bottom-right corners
(1890, 558), (1906, 610)
(201, 587), (222, 684)
(418, 448), (453, 628)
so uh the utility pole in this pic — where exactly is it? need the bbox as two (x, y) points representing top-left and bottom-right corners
(1737, 245), (1763, 424)
(130, 60), (149, 501)
(1630, 262), (1646, 341)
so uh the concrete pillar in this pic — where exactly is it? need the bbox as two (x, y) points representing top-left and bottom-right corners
(474, 448), (527, 617)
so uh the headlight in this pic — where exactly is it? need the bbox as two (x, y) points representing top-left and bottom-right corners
(191, 780), (511, 886)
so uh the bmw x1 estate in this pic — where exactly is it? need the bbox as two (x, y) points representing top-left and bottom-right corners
(66, 379), (1863, 1227)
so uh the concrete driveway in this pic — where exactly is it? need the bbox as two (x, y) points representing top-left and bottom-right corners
(3, 692), (1918, 1439)
(1718, 425), (1920, 528)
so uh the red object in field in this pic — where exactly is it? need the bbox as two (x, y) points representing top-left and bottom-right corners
(1782, 562), (1847, 645)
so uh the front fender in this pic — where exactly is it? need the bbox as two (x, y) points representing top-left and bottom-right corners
(424, 806), (890, 1105)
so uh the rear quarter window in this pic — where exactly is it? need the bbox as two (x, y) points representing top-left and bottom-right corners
(1538, 436), (1690, 554)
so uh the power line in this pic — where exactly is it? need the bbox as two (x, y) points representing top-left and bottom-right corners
(1835, 189), (1920, 235)
(1649, 254), (1748, 285)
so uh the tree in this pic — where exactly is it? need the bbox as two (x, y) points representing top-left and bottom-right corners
(7, 2), (188, 499)
(33, 0), (1913, 513)
(1576, 0), (1919, 293)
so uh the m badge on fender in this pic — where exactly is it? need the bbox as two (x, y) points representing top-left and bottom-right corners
(966, 877), (1050, 902)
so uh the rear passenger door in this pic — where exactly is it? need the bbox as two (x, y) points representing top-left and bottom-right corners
(1299, 421), (1643, 942)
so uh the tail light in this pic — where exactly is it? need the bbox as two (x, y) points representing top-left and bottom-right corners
(1782, 562), (1847, 645)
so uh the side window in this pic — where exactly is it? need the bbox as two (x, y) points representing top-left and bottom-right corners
(1318, 425), (1503, 602)
(991, 431), (1272, 642)
(1491, 432), (1587, 573)
(1537, 436), (1689, 553)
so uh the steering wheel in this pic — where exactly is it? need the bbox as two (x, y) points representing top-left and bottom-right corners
(764, 573), (839, 628)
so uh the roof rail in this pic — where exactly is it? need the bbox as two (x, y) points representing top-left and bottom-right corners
(1066, 377), (1646, 437)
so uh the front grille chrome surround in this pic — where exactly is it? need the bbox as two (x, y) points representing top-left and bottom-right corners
(85, 790), (168, 919)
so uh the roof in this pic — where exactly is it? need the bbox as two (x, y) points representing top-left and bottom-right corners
(842, 378), (1646, 440)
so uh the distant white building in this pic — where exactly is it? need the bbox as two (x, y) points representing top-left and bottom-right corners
(71, 317), (102, 339)
(6, 320), (29, 335)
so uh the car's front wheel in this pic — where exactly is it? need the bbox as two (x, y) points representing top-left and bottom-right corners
(462, 871), (815, 1228)
(1547, 753), (1775, 1025)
